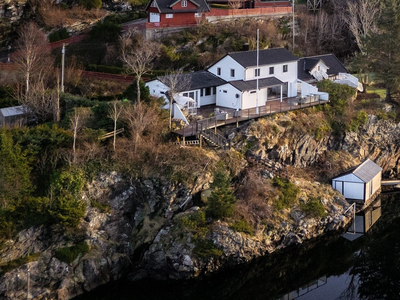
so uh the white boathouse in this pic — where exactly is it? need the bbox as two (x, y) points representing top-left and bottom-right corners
(332, 159), (382, 202)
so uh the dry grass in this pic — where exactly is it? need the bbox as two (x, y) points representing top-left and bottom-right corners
(234, 169), (275, 227)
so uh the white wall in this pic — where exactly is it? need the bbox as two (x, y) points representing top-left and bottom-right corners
(343, 182), (364, 200)
(146, 79), (169, 98)
(208, 56), (244, 82)
(241, 88), (268, 110)
(216, 83), (242, 109)
(334, 173), (364, 183)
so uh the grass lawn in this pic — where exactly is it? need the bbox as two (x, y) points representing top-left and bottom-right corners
(366, 86), (386, 99)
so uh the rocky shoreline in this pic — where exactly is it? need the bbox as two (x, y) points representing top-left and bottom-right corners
(1, 114), (400, 299)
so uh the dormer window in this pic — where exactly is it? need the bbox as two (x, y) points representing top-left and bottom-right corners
(254, 68), (260, 77)
(182, 0), (187, 7)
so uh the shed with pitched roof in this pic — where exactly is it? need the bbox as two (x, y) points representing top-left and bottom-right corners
(332, 159), (382, 202)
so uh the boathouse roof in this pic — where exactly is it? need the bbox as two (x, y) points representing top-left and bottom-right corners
(334, 159), (382, 183)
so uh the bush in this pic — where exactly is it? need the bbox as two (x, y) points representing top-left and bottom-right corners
(49, 28), (70, 42)
(273, 177), (299, 210)
(300, 198), (327, 218)
(79, 0), (102, 10)
(206, 168), (236, 220)
(179, 210), (206, 231)
(349, 111), (368, 132)
(193, 239), (223, 258)
(55, 241), (90, 264)
(230, 219), (254, 235)
(123, 81), (151, 103)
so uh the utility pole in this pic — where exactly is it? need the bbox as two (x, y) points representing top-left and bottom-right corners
(61, 43), (65, 93)
(256, 28), (259, 115)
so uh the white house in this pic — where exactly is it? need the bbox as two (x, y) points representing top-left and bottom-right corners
(298, 54), (363, 92)
(332, 159), (382, 202)
(208, 48), (300, 110)
(146, 70), (226, 108)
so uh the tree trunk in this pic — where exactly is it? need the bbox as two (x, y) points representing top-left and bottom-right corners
(169, 99), (172, 131)
(136, 77), (141, 103)
(113, 119), (117, 151)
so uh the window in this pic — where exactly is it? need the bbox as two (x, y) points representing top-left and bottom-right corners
(269, 66), (274, 75)
(318, 65), (320, 71)
(283, 64), (288, 72)
(205, 87), (211, 96)
(183, 92), (188, 97)
(223, 90), (227, 93)
(250, 90), (256, 94)
(200, 89), (203, 97)
(166, 13), (173, 18)
(254, 68), (260, 77)
(182, 0), (187, 7)
(217, 67), (221, 76)
(150, 1), (156, 7)
(195, 12), (201, 17)
(213, 87), (216, 94)
(230, 69), (235, 77)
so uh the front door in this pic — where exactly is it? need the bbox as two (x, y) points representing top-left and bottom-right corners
(149, 13), (160, 23)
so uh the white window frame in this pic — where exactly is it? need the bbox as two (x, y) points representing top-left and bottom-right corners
(182, 0), (187, 7)
(254, 68), (260, 77)
(195, 12), (201, 17)
(283, 64), (288, 73)
(150, 1), (156, 7)
(230, 69), (235, 77)
(217, 67), (221, 75)
(166, 13), (173, 18)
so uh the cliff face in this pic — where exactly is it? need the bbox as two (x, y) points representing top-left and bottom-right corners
(0, 115), (399, 299)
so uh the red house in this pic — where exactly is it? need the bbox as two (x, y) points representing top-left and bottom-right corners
(145, 0), (210, 27)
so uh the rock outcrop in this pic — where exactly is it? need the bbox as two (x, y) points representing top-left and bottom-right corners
(1, 114), (399, 299)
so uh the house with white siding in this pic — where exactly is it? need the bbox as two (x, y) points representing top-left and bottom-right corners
(332, 159), (382, 203)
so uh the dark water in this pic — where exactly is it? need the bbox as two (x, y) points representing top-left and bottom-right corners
(75, 194), (400, 300)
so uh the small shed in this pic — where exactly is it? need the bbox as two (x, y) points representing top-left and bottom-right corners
(0, 106), (26, 127)
(332, 159), (382, 202)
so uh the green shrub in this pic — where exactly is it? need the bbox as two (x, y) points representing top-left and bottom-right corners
(90, 199), (110, 213)
(79, 0), (102, 10)
(49, 28), (70, 42)
(179, 210), (206, 231)
(273, 177), (299, 210)
(349, 111), (368, 132)
(193, 239), (223, 258)
(55, 241), (90, 264)
(300, 198), (327, 218)
(206, 168), (236, 220)
(49, 194), (87, 228)
(89, 21), (121, 43)
(230, 219), (254, 235)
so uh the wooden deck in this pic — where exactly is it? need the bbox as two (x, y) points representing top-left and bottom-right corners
(175, 97), (328, 137)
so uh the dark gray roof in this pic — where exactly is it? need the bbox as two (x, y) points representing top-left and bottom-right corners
(298, 54), (349, 81)
(0, 106), (25, 117)
(229, 77), (283, 91)
(146, 0), (210, 13)
(159, 70), (226, 91)
(228, 48), (299, 68)
(334, 159), (382, 183)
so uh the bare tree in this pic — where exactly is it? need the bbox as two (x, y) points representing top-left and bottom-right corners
(108, 100), (123, 151)
(120, 29), (161, 103)
(122, 102), (157, 154)
(228, 0), (242, 9)
(159, 70), (190, 130)
(344, 0), (380, 53)
(14, 22), (49, 95)
(69, 107), (90, 164)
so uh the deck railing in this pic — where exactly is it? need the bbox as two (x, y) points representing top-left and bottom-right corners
(177, 96), (328, 138)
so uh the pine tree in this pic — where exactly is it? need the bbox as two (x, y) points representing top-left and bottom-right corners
(206, 168), (236, 220)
